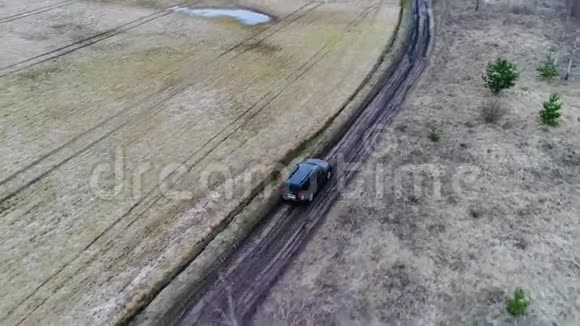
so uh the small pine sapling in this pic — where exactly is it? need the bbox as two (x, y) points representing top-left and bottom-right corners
(483, 58), (520, 95)
(428, 128), (441, 142)
(539, 93), (563, 126)
(506, 288), (531, 317)
(537, 54), (559, 81)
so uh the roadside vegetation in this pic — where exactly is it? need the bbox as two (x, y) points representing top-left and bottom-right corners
(540, 93), (563, 126)
(483, 57), (519, 95)
(481, 55), (567, 129)
(478, 57), (518, 125)
(506, 288), (532, 317)
(537, 54), (560, 81)
(428, 128), (441, 142)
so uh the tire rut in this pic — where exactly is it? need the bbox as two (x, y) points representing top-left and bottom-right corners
(0, 0), (79, 24)
(165, 0), (434, 324)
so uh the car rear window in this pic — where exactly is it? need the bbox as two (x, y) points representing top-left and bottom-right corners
(288, 179), (309, 192)
(288, 184), (300, 192)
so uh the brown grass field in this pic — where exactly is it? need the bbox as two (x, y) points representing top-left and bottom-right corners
(0, 0), (401, 324)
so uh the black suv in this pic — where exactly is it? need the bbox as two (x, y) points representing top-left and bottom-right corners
(280, 159), (332, 203)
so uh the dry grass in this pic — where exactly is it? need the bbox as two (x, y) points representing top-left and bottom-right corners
(0, 0), (401, 324)
(255, 0), (580, 325)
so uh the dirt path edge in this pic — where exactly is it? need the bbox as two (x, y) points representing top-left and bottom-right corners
(128, 3), (410, 325)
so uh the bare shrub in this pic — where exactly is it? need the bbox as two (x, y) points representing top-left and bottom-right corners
(510, 4), (534, 15)
(507, 0), (538, 15)
(338, 213), (360, 232)
(481, 98), (505, 124)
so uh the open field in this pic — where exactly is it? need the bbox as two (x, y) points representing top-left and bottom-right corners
(256, 0), (580, 325)
(0, 0), (401, 324)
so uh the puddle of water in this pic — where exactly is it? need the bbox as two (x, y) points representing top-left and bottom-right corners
(169, 7), (273, 26)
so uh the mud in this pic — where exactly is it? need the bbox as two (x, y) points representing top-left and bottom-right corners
(158, 0), (434, 324)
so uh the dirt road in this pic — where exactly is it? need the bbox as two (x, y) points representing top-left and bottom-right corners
(158, 0), (434, 324)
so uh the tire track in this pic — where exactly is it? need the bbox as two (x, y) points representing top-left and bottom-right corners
(104, 6), (381, 313)
(217, 2), (321, 59)
(0, 0), (79, 24)
(0, 2), (314, 124)
(6, 44), (331, 326)
(0, 2), (319, 204)
(1, 3), (333, 322)
(3, 2), (374, 322)
(0, 3), (322, 262)
(0, 3), (184, 77)
(219, 1), (381, 158)
(170, 0), (433, 324)
(93, 2), (379, 272)
(0, 0), (319, 77)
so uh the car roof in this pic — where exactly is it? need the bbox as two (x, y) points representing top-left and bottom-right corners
(287, 163), (317, 185)
(303, 158), (327, 167)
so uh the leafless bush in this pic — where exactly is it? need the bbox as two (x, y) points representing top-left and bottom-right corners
(481, 98), (505, 124)
(504, 0), (539, 15)
(510, 3), (535, 15)
(338, 213), (360, 232)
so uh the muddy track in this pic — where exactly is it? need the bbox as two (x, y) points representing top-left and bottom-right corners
(0, 2), (187, 76)
(151, 0), (432, 324)
(0, 4), (329, 317)
(162, 0), (434, 324)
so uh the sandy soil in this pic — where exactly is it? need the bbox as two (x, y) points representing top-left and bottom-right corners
(255, 0), (580, 325)
(0, 0), (401, 324)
